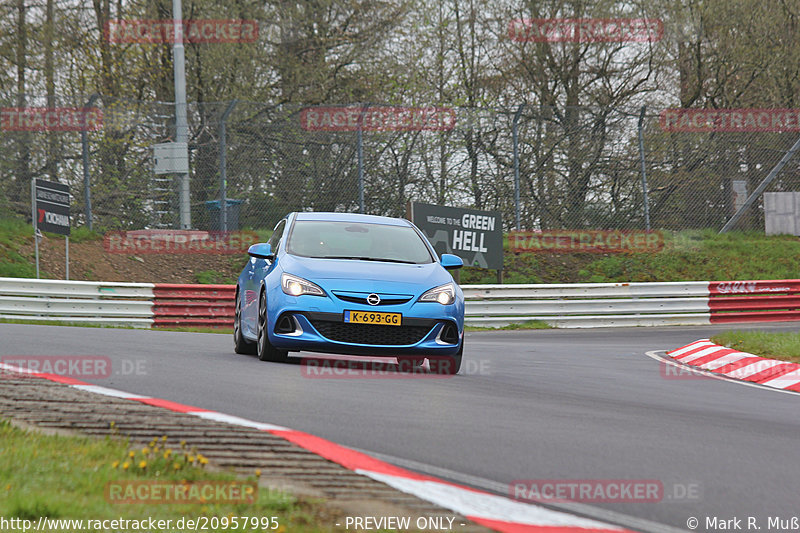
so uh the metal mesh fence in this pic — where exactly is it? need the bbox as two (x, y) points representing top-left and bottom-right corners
(3, 97), (800, 233)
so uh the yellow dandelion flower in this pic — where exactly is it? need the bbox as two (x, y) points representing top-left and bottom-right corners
(187, 455), (195, 463)
(164, 449), (173, 457)
(128, 451), (135, 458)
(109, 421), (116, 428)
(161, 435), (167, 441)
(141, 447), (149, 456)
(254, 468), (261, 477)
(112, 460), (120, 469)
(172, 462), (181, 470)
(138, 460), (147, 469)
(122, 462), (130, 470)
(180, 440), (187, 448)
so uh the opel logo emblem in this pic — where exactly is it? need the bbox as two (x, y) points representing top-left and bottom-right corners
(367, 293), (381, 306)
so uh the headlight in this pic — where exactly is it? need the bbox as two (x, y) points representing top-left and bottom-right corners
(418, 282), (456, 305)
(281, 273), (325, 297)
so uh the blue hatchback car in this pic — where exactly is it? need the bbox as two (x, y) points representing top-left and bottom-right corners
(234, 212), (466, 374)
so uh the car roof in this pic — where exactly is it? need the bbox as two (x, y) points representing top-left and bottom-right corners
(293, 212), (411, 226)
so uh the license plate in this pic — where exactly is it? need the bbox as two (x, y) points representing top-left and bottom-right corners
(344, 310), (402, 326)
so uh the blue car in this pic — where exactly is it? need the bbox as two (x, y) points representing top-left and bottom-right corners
(234, 212), (465, 374)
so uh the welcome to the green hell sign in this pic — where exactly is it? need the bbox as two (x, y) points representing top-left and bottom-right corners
(410, 202), (503, 270)
(510, 230), (664, 254)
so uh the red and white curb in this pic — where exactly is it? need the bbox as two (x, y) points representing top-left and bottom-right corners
(667, 339), (800, 392)
(0, 361), (626, 533)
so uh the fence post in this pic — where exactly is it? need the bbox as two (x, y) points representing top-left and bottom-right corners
(219, 99), (238, 232)
(637, 106), (651, 231)
(81, 93), (99, 230)
(357, 104), (367, 214)
(172, 0), (191, 229)
(513, 104), (525, 231)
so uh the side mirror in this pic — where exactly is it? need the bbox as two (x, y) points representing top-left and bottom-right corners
(440, 254), (463, 270)
(248, 243), (274, 260)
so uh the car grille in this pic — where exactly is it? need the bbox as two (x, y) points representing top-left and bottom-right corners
(333, 293), (413, 306)
(309, 319), (432, 346)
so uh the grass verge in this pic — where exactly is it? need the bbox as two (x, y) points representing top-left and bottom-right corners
(0, 218), (37, 278)
(711, 330), (800, 364)
(465, 320), (552, 331)
(0, 418), (339, 532)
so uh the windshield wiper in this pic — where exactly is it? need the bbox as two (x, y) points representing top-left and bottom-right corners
(320, 256), (417, 264)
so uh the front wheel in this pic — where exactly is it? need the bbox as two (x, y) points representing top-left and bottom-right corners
(428, 338), (463, 375)
(257, 290), (289, 363)
(234, 290), (256, 355)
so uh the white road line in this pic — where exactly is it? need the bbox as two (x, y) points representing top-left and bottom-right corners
(71, 384), (149, 399)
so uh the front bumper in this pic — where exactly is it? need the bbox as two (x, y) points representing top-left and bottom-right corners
(268, 311), (462, 356)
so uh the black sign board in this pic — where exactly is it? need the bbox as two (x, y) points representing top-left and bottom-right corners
(410, 202), (503, 270)
(35, 179), (70, 236)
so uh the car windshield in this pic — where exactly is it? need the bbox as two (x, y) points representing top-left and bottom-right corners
(287, 220), (434, 264)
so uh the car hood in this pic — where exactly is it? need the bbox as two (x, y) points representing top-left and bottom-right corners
(279, 254), (452, 293)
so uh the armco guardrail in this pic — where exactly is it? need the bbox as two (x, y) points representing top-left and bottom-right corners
(708, 280), (800, 323)
(152, 284), (234, 328)
(3, 277), (800, 329)
(463, 282), (711, 328)
(0, 277), (155, 327)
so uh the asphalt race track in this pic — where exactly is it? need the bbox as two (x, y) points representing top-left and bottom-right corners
(3, 322), (800, 531)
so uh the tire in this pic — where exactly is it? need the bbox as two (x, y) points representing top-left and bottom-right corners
(257, 290), (289, 363)
(233, 289), (257, 355)
(429, 339), (463, 375)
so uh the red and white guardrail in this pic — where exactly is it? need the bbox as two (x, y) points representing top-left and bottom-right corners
(3, 277), (800, 329)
